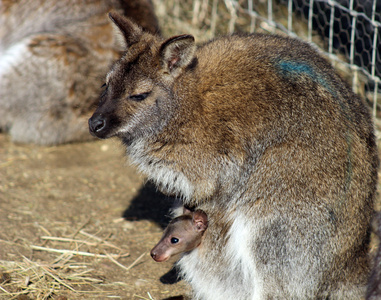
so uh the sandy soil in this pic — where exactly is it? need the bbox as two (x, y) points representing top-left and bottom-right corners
(0, 133), (189, 299)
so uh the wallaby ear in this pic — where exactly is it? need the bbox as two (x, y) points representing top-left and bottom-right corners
(109, 12), (143, 47)
(159, 35), (196, 75)
(193, 210), (208, 232)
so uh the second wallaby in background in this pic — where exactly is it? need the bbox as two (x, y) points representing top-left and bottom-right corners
(0, 0), (159, 145)
(89, 13), (379, 299)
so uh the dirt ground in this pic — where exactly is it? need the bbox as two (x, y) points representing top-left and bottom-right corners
(0, 133), (190, 299)
(1, 127), (381, 300)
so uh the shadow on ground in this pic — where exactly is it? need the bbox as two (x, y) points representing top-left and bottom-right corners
(122, 181), (184, 285)
(122, 181), (175, 228)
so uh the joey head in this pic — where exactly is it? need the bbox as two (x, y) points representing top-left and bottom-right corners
(151, 210), (208, 262)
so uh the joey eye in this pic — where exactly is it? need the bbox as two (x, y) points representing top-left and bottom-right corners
(171, 237), (179, 244)
(129, 92), (150, 101)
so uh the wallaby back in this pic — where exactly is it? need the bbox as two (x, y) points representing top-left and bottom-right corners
(0, 0), (159, 145)
(89, 13), (379, 299)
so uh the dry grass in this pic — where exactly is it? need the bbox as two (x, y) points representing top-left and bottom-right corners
(0, 228), (138, 299)
(0, 134), (187, 299)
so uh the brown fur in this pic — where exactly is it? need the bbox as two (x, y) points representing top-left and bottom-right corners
(89, 13), (379, 299)
(367, 212), (381, 299)
(0, 0), (159, 145)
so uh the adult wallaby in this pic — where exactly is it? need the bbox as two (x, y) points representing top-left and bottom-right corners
(89, 12), (379, 299)
(0, 0), (159, 145)
(151, 209), (208, 262)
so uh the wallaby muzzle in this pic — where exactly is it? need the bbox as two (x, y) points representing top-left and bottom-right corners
(88, 114), (107, 138)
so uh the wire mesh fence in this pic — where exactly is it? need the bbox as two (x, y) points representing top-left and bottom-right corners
(154, 0), (381, 118)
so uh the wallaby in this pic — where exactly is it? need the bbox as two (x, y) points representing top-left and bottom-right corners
(89, 13), (379, 299)
(151, 209), (208, 263)
(0, 0), (159, 145)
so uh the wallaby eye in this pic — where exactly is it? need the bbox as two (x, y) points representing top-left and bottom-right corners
(171, 237), (179, 244)
(100, 83), (108, 98)
(129, 92), (150, 101)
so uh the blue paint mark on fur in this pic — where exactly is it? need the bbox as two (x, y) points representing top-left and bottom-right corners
(278, 61), (314, 77)
(277, 60), (353, 204)
(277, 61), (335, 97)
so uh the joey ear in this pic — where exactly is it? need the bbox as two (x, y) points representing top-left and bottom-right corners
(109, 12), (143, 47)
(193, 210), (208, 232)
(159, 35), (196, 75)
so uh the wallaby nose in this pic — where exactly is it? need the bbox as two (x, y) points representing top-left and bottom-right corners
(89, 115), (106, 135)
(150, 251), (156, 259)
